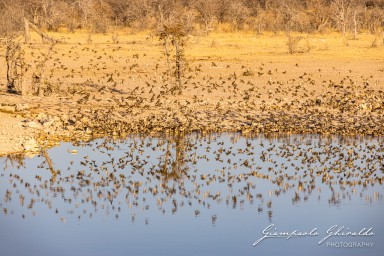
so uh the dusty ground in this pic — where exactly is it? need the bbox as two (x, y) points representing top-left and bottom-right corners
(0, 112), (37, 155)
(0, 31), (383, 156)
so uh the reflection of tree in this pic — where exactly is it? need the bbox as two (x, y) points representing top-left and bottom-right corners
(159, 132), (189, 185)
(41, 147), (57, 182)
(4, 154), (25, 170)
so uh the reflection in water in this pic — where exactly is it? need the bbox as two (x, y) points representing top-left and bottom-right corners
(0, 133), (383, 255)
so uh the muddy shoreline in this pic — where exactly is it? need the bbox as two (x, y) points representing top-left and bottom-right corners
(1, 78), (383, 157)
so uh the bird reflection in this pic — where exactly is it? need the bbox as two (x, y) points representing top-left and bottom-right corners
(0, 134), (383, 225)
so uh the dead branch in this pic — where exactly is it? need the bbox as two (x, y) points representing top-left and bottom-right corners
(24, 18), (61, 44)
(41, 147), (57, 177)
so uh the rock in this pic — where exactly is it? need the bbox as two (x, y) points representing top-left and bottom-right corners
(53, 120), (63, 129)
(15, 103), (30, 112)
(23, 138), (40, 152)
(52, 116), (61, 122)
(43, 120), (55, 128)
(61, 114), (69, 123)
(37, 112), (47, 120)
(85, 127), (93, 135)
(359, 103), (368, 111)
(26, 121), (43, 129)
(372, 102), (381, 110)
(81, 116), (90, 123)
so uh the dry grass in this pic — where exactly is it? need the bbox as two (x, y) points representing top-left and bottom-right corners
(1, 29), (383, 99)
(0, 30), (382, 95)
(185, 31), (384, 60)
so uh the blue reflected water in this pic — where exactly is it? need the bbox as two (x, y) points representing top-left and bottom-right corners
(0, 134), (383, 256)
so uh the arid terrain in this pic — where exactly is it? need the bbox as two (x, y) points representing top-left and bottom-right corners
(1, 31), (384, 156)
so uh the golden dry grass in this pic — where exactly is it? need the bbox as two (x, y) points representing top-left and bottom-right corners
(1, 29), (383, 91)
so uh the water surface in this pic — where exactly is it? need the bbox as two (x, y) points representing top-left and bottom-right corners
(0, 134), (383, 256)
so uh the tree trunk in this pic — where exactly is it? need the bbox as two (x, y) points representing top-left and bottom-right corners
(24, 18), (30, 44)
(163, 36), (171, 73)
(6, 41), (27, 95)
(174, 38), (182, 91)
(175, 133), (185, 172)
(158, 4), (164, 25)
(382, 31), (384, 45)
(6, 42), (16, 93)
(353, 11), (357, 40)
(20, 76), (26, 96)
(6, 58), (15, 92)
(24, 18), (60, 44)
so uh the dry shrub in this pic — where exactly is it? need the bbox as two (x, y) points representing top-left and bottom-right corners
(112, 33), (119, 44)
(210, 39), (218, 47)
(305, 38), (314, 52)
(371, 36), (378, 48)
(286, 33), (303, 54)
(91, 17), (110, 34)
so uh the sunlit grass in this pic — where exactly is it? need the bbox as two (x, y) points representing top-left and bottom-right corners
(0, 29), (383, 89)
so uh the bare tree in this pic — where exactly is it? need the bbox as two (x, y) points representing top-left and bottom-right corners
(307, 0), (331, 32)
(227, 1), (250, 31)
(157, 22), (191, 94)
(2, 0), (384, 50)
(40, 0), (68, 31)
(331, 0), (353, 36)
(278, 0), (304, 53)
(76, 0), (94, 28)
(154, 0), (193, 94)
(24, 0), (43, 25)
(153, 0), (183, 25)
(193, 0), (219, 34)
(90, 0), (114, 33)
(0, 0), (24, 37)
(157, 7), (193, 94)
(1, 1), (25, 94)
(5, 38), (27, 95)
(122, 0), (155, 29)
(350, 1), (369, 39)
(23, 18), (61, 43)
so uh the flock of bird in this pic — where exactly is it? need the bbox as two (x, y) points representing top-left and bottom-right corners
(0, 37), (383, 226)
(4, 39), (382, 140)
(0, 133), (383, 224)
